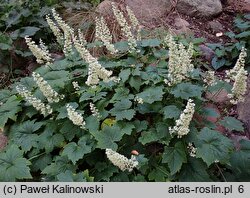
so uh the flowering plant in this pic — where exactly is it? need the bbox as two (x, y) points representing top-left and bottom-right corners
(0, 7), (249, 182)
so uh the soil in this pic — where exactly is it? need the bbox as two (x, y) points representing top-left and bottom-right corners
(139, 0), (248, 44)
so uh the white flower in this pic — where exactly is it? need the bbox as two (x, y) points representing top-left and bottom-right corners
(72, 81), (80, 91)
(226, 47), (247, 81)
(187, 142), (197, 157)
(46, 15), (64, 44)
(164, 34), (194, 85)
(134, 96), (144, 104)
(78, 29), (87, 46)
(32, 72), (63, 103)
(106, 148), (138, 172)
(66, 104), (85, 129)
(126, 6), (141, 40)
(51, 8), (74, 57)
(25, 36), (53, 66)
(225, 47), (248, 104)
(169, 99), (195, 138)
(95, 16), (118, 54)
(16, 85), (52, 116)
(203, 70), (217, 87)
(228, 67), (248, 104)
(111, 2), (138, 52)
(74, 38), (114, 86)
(89, 102), (101, 118)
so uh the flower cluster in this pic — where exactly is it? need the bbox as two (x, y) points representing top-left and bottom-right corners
(78, 29), (87, 46)
(134, 96), (144, 104)
(228, 67), (248, 104)
(126, 6), (141, 40)
(32, 72), (63, 103)
(187, 142), (197, 157)
(95, 16), (118, 54)
(164, 34), (194, 86)
(111, 3), (137, 52)
(66, 104), (86, 129)
(89, 102), (101, 119)
(203, 71), (217, 87)
(72, 81), (80, 91)
(16, 85), (52, 116)
(25, 36), (53, 66)
(46, 15), (64, 44)
(50, 8), (74, 56)
(105, 148), (138, 172)
(74, 39), (114, 86)
(226, 47), (248, 104)
(226, 47), (247, 80)
(169, 99), (195, 138)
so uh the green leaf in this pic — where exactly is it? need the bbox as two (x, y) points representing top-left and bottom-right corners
(38, 123), (64, 153)
(179, 158), (212, 182)
(119, 69), (131, 82)
(42, 156), (76, 176)
(196, 127), (233, 166)
(235, 31), (250, 38)
(92, 126), (124, 150)
(230, 140), (250, 177)
(148, 166), (169, 181)
(162, 142), (187, 175)
(137, 86), (164, 104)
(116, 122), (135, 135)
(133, 120), (148, 132)
(139, 128), (159, 145)
(57, 170), (87, 182)
(94, 162), (119, 181)
(62, 136), (92, 164)
(0, 95), (21, 129)
(110, 99), (135, 120)
(219, 116), (244, 132)
(211, 56), (226, 70)
(10, 120), (43, 152)
(0, 145), (32, 181)
(18, 26), (40, 38)
(43, 70), (69, 88)
(141, 39), (161, 47)
(129, 76), (142, 91)
(171, 82), (203, 100)
(162, 105), (181, 119)
(32, 154), (52, 172)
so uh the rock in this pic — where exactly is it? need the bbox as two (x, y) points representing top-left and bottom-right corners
(199, 44), (215, 62)
(124, 0), (172, 23)
(172, 27), (193, 36)
(176, 0), (222, 18)
(243, 0), (250, 12)
(208, 21), (224, 33)
(0, 132), (7, 151)
(174, 17), (190, 29)
(205, 88), (230, 103)
(96, 0), (116, 17)
(237, 76), (250, 135)
(98, 0), (172, 23)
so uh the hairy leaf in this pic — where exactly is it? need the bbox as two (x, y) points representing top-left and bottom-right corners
(196, 127), (233, 166)
(0, 145), (32, 181)
(162, 142), (187, 175)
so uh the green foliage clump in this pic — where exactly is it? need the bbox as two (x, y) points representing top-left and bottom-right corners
(0, 9), (249, 182)
(208, 14), (250, 71)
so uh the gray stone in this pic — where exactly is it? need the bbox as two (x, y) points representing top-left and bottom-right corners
(174, 17), (190, 29)
(208, 21), (224, 32)
(176, 0), (222, 18)
(237, 76), (250, 135)
(124, 0), (172, 23)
